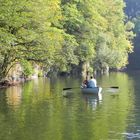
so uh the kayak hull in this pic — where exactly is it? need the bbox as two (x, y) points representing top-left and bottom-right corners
(81, 87), (102, 94)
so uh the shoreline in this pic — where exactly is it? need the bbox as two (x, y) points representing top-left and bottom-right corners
(0, 80), (22, 89)
(0, 76), (42, 89)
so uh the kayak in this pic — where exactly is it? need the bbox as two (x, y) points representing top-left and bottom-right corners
(81, 87), (102, 94)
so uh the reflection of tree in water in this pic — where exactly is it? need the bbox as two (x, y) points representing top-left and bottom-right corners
(6, 86), (22, 109)
(82, 93), (102, 110)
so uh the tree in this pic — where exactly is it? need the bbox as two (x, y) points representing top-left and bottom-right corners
(0, 0), (134, 80)
(94, 0), (133, 72)
(0, 0), (64, 79)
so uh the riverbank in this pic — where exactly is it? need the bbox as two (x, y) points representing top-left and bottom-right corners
(0, 80), (22, 89)
(0, 75), (45, 89)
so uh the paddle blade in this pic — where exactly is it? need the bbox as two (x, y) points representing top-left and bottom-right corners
(63, 88), (72, 90)
(63, 87), (80, 90)
(110, 86), (119, 89)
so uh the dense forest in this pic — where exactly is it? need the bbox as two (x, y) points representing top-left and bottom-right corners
(0, 0), (135, 81)
(125, 0), (140, 70)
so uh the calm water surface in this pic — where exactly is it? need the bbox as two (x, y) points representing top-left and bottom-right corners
(0, 72), (140, 140)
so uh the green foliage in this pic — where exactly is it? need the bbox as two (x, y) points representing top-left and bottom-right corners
(38, 70), (43, 77)
(61, 0), (133, 72)
(55, 33), (79, 71)
(93, 0), (134, 71)
(124, 0), (140, 69)
(0, 0), (64, 79)
(0, 0), (134, 79)
(20, 60), (34, 77)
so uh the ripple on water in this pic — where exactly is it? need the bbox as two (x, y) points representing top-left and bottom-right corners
(122, 132), (140, 139)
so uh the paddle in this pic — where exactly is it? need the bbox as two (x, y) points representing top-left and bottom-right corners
(107, 86), (119, 89)
(63, 86), (119, 90)
(63, 87), (80, 90)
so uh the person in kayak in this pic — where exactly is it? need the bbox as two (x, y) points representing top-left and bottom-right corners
(87, 76), (97, 88)
(82, 76), (88, 88)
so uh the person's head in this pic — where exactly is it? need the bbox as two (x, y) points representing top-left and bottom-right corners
(91, 76), (96, 79)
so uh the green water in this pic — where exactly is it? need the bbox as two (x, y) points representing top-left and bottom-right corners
(0, 72), (140, 140)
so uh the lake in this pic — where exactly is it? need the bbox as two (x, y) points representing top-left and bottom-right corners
(0, 72), (140, 140)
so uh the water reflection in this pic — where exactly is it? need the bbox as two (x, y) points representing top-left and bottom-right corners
(82, 93), (102, 110)
(6, 86), (22, 109)
(3, 78), (52, 110)
(0, 72), (138, 140)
